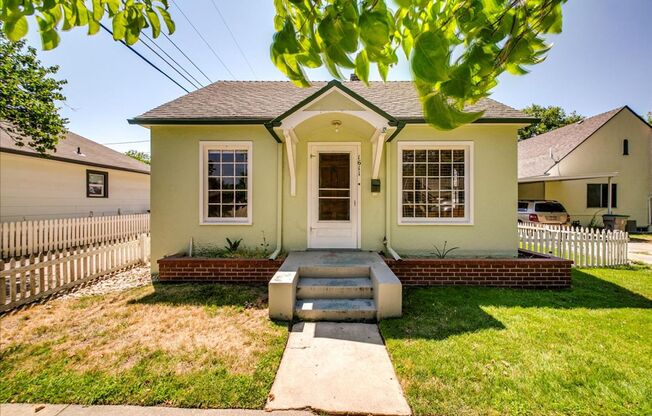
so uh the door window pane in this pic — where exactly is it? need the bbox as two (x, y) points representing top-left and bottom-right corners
(318, 153), (350, 221)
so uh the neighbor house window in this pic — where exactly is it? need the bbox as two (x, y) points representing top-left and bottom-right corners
(623, 139), (629, 155)
(398, 141), (473, 224)
(200, 141), (252, 224)
(86, 170), (108, 198)
(587, 183), (617, 208)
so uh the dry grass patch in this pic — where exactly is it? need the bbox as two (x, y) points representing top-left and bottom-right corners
(0, 283), (287, 408)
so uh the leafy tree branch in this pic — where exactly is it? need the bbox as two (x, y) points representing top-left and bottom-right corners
(518, 104), (583, 140)
(271, 0), (566, 130)
(0, 27), (67, 153)
(125, 149), (150, 164)
(0, 0), (174, 50)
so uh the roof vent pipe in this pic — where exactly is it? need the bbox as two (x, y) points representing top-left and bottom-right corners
(76, 146), (82, 154)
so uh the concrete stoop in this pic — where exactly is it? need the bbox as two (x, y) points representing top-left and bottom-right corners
(269, 251), (402, 322)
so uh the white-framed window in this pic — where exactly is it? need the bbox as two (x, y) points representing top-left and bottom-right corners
(199, 141), (253, 225)
(398, 141), (473, 225)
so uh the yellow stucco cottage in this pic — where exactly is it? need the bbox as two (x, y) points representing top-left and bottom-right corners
(131, 80), (571, 321)
(518, 106), (652, 230)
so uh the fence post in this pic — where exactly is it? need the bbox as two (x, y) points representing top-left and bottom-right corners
(138, 234), (148, 264)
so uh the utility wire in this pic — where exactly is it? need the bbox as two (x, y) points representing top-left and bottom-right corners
(139, 33), (203, 89)
(142, 32), (205, 88)
(209, 0), (257, 79)
(102, 139), (151, 145)
(171, 0), (236, 79)
(99, 23), (190, 93)
(162, 32), (213, 84)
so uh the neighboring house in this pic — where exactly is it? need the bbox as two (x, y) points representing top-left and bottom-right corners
(130, 80), (537, 272)
(0, 122), (150, 222)
(518, 106), (652, 230)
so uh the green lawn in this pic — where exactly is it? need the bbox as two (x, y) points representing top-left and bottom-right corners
(0, 284), (287, 408)
(381, 265), (652, 416)
(631, 234), (652, 242)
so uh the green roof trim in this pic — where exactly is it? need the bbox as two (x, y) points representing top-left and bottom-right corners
(269, 80), (398, 126)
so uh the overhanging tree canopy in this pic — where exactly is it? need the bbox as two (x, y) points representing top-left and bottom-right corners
(272, 0), (566, 129)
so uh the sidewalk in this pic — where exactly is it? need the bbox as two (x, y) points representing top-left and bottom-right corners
(265, 322), (412, 416)
(629, 240), (652, 264)
(0, 404), (313, 416)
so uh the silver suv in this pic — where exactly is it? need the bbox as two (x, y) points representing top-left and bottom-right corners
(518, 200), (570, 225)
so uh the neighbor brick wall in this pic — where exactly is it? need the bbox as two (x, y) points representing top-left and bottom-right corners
(385, 251), (572, 289)
(157, 256), (283, 284)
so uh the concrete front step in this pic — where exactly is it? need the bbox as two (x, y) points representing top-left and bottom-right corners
(296, 277), (373, 299)
(295, 299), (377, 321)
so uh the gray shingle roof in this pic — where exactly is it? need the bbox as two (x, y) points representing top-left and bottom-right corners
(517, 107), (624, 179)
(0, 121), (150, 174)
(132, 80), (534, 123)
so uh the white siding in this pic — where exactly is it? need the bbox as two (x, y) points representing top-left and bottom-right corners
(1, 152), (149, 221)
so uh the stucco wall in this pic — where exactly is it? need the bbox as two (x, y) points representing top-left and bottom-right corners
(149, 120), (522, 271)
(0, 152), (149, 222)
(389, 124), (520, 257)
(150, 125), (279, 272)
(543, 110), (651, 227)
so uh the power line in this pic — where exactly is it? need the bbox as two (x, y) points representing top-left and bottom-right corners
(139, 33), (203, 89)
(142, 32), (205, 88)
(171, 0), (236, 79)
(209, 0), (257, 79)
(102, 139), (151, 145)
(162, 32), (213, 84)
(99, 24), (190, 93)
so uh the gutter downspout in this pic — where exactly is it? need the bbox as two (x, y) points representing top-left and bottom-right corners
(269, 143), (283, 259)
(384, 140), (401, 260)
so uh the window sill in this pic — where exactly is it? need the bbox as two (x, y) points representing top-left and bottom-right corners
(200, 219), (252, 226)
(398, 219), (474, 226)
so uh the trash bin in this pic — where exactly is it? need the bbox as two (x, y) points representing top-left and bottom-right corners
(602, 214), (629, 231)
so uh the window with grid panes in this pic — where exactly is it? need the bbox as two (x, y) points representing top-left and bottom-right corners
(201, 142), (252, 224)
(399, 143), (471, 224)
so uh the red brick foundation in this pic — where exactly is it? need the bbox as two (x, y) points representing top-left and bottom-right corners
(385, 250), (572, 289)
(157, 255), (283, 284)
(157, 250), (572, 289)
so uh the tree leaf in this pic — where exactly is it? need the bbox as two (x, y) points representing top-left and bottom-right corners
(112, 11), (126, 40)
(422, 92), (484, 130)
(147, 9), (161, 38)
(360, 11), (390, 48)
(411, 30), (450, 83)
(40, 28), (60, 49)
(5, 14), (29, 41)
(155, 6), (175, 34)
(355, 50), (370, 84)
(377, 61), (389, 82)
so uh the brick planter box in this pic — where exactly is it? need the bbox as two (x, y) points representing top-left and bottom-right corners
(385, 250), (572, 289)
(157, 250), (572, 289)
(157, 255), (284, 284)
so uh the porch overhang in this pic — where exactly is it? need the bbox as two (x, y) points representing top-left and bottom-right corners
(269, 80), (397, 196)
(518, 172), (620, 183)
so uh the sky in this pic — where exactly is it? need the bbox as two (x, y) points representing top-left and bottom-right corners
(23, 0), (652, 155)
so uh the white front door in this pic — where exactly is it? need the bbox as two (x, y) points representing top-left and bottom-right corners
(308, 143), (360, 249)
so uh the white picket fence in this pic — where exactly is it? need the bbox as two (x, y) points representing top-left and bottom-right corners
(1, 234), (150, 312)
(1, 213), (150, 259)
(518, 222), (629, 267)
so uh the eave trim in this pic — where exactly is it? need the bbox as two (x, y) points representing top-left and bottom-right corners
(0, 148), (151, 175)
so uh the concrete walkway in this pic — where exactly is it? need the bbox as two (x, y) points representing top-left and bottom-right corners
(265, 322), (412, 416)
(629, 239), (652, 264)
(0, 404), (313, 416)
